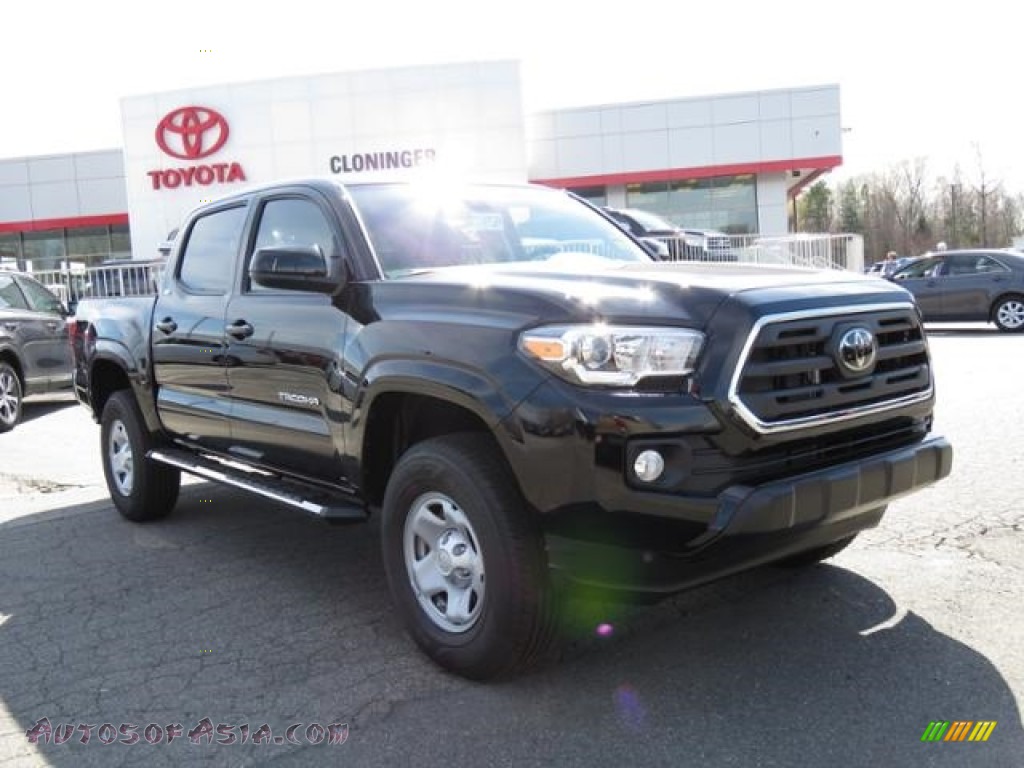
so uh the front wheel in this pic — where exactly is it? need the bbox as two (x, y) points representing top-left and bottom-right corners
(0, 362), (23, 433)
(380, 433), (558, 680)
(993, 296), (1024, 332)
(100, 391), (180, 521)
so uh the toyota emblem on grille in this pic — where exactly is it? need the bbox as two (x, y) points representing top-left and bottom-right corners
(837, 327), (877, 375)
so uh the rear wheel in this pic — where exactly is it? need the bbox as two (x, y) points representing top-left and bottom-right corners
(776, 534), (858, 568)
(381, 433), (558, 680)
(993, 296), (1024, 332)
(0, 362), (22, 433)
(100, 391), (180, 521)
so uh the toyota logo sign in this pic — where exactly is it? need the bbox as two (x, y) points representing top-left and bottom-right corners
(155, 106), (230, 160)
(836, 327), (877, 376)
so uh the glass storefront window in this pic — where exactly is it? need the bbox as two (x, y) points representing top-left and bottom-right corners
(22, 230), (66, 270)
(0, 233), (23, 269)
(567, 185), (607, 208)
(1, 224), (134, 271)
(66, 227), (111, 265)
(111, 224), (131, 260)
(626, 175), (758, 234)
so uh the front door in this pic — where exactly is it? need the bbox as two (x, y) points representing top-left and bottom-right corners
(892, 256), (945, 319)
(224, 193), (348, 482)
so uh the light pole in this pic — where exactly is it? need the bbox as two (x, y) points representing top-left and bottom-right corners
(949, 183), (960, 249)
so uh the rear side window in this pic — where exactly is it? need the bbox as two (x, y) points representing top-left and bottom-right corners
(178, 206), (247, 293)
(0, 275), (29, 310)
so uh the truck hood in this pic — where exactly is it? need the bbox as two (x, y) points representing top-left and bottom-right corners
(378, 261), (914, 328)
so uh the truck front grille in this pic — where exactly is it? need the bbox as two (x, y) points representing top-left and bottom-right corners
(729, 304), (932, 432)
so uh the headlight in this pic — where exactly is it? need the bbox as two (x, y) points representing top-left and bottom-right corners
(519, 324), (704, 387)
(683, 234), (704, 247)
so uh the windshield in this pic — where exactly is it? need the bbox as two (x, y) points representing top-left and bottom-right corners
(347, 183), (652, 277)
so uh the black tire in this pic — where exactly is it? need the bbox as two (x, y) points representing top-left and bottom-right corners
(776, 534), (858, 568)
(0, 362), (23, 433)
(100, 390), (180, 521)
(992, 295), (1024, 332)
(380, 433), (558, 680)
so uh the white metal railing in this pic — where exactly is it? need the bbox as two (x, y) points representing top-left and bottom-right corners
(29, 262), (165, 309)
(646, 233), (864, 272)
(728, 234), (865, 272)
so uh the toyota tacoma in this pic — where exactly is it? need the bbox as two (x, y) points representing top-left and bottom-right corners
(70, 179), (953, 679)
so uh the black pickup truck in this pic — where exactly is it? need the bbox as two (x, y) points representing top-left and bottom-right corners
(71, 179), (952, 679)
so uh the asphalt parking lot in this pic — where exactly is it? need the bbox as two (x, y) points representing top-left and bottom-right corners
(1, 324), (1022, 767)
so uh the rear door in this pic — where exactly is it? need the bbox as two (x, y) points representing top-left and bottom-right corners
(13, 274), (72, 390)
(151, 203), (248, 450)
(939, 252), (1012, 319)
(223, 191), (348, 481)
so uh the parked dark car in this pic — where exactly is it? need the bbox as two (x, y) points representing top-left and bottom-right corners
(890, 249), (1024, 331)
(602, 207), (736, 261)
(0, 270), (72, 431)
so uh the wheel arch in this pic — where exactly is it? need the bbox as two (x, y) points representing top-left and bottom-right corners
(0, 346), (24, 387)
(361, 389), (513, 509)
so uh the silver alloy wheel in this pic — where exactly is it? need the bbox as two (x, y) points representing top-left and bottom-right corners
(0, 369), (18, 427)
(996, 299), (1024, 330)
(108, 419), (134, 496)
(403, 492), (486, 633)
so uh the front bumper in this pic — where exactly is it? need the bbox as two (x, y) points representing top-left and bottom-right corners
(544, 435), (953, 597)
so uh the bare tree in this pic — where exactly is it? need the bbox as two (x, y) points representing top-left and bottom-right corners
(971, 144), (1002, 248)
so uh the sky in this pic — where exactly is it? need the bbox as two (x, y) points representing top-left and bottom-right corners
(2, 0), (1020, 192)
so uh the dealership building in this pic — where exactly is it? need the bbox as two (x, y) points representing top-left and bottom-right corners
(0, 60), (842, 271)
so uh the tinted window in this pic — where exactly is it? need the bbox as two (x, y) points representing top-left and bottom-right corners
(178, 206), (247, 293)
(15, 275), (63, 313)
(977, 256), (1010, 273)
(895, 256), (943, 279)
(248, 198), (337, 292)
(0, 275), (29, 310)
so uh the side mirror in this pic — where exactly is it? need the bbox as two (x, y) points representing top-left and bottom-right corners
(249, 245), (339, 294)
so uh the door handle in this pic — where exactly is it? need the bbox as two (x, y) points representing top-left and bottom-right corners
(155, 318), (177, 334)
(46, 321), (60, 331)
(226, 320), (254, 340)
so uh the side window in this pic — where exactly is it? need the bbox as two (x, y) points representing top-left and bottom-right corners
(896, 256), (941, 279)
(976, 256), (1009, 274)
(178, 206), (248, 293)
(946, 254), (979, 276)
(247, 198), (338, 292)
(15, 276), (64, 314)
(0, 275), (29, 310)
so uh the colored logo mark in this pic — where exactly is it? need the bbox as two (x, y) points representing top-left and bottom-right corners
(155, 106), (230, 160)
(921, 720), (996, 742)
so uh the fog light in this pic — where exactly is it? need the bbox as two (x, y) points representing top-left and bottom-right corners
(633, 450), (665, 482)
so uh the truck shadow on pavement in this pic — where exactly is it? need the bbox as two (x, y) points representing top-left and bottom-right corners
(1, 484), (1020, 767)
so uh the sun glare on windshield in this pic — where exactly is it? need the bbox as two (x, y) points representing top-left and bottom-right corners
(347, 183), (651, 277)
